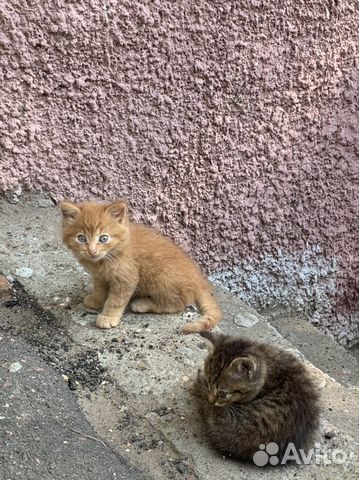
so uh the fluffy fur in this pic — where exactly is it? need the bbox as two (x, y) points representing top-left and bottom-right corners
(59, 200), (223, 332)
(195, 332), (320, 463)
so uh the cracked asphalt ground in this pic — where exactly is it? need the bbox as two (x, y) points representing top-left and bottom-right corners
(0, 330), (150, 480)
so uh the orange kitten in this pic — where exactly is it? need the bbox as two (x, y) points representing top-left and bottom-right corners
(59, 200), (223, 333)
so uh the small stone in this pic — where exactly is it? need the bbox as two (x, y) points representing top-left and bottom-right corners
(15, 267), (33, 279)
(37, 198), (53, 208)
(4, 299), (18, 308)
(9, 362), (22, 373)
(233, 312), (259, 328)
(176, 463), (188, 475)
(323, 426), (336, 439)
(68, 377), (77, 391)
(185, 304), (197, 312)
(177, 347), (194, 359)
(155, 407), (170, 417)
(14, 186), (22, 196)
(137, 361), (147, 370)
(182, 311), (199, 321)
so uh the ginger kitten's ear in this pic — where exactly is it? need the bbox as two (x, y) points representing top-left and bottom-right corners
(59, 201), (81, 224)
(105, 201), (127, 223)
(228, 356), (257, 381)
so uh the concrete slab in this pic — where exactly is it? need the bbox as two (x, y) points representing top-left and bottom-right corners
(264, 307), (359, 387)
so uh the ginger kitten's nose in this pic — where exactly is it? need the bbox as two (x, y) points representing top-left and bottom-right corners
(88, 247), (98, 256)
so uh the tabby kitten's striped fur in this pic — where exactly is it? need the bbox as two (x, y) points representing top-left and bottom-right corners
(195, 332), (320, 463)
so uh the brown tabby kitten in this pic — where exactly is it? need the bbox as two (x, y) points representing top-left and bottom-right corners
(195, 332), (320, 463)
(59, 200), (223, 333)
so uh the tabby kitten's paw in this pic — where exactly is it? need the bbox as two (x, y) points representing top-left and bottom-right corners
(96, 314), (120, 329)
(84, 294), (104, 310)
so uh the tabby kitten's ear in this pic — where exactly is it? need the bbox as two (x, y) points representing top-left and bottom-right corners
(200, 332), (225, 352)
(105, 201), (127, 223)
(228, 356), (257, 381)
(59, 201), (81, 224)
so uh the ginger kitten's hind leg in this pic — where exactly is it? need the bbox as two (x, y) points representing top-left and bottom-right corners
(130, 297), (186, 314)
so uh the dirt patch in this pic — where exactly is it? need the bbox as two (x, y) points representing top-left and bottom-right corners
(0, 276), (109, 391)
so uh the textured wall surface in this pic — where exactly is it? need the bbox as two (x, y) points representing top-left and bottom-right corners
(0, 1), (358, 344)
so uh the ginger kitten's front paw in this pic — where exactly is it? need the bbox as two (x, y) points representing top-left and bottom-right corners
(84, 294), (104, 311)
(96, 314), (120, 329)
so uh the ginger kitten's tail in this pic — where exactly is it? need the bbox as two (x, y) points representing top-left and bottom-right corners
(181, 286), (223, 334)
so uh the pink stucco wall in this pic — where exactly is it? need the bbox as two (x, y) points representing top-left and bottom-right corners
(0, 1), (358, 344)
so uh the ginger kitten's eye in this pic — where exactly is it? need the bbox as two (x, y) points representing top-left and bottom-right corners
(99, 234), (109, 244)
(77, 234), (87, 243)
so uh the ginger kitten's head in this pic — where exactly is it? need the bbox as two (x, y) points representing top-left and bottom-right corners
(59, 200), (129, 262)
(199, 332), (267, 406)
